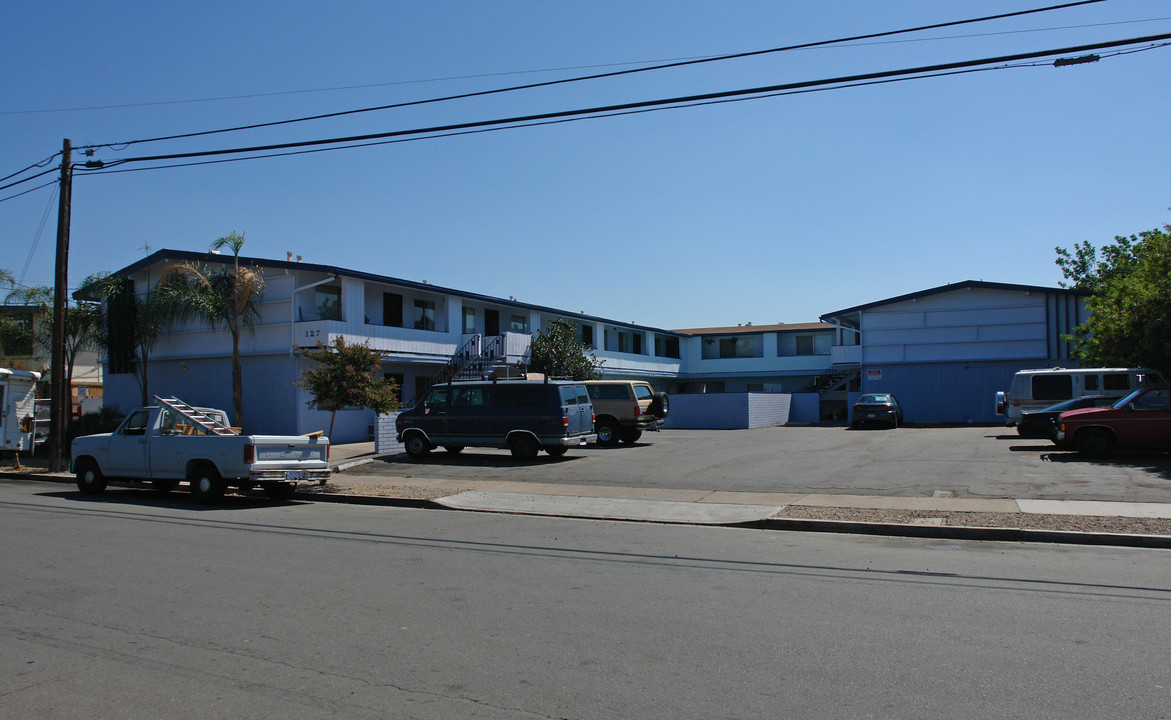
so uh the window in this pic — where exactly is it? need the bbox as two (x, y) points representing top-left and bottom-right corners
(121, 410), (151, 436)
(581, 324), (593, 349)
(795, 335), (814, 356)
(632, 334), (643, 355)
(414, 299), (436, 331)
(462, 307), (476, 334)
(654, 334), (680, 359)
(510, 314), (527, 332)
(423, 387), (449, 410)
(495, 385), (548, 407)
(718, 337), (755, 359)
(1131, 388), (1170, 411)
(452, 386), (491, 407)
(618, 332), (631, 354)
(1103, 373), (1130, 391)
(633, 385), (653, 400)
(316, 286), (341, 321)
(1084, 374), (1100, 391)
(587, 385), (628, 400)
(559, 386), (579, 405)
(1032, 374), (1072, 401)
(383, 293), (403, 327)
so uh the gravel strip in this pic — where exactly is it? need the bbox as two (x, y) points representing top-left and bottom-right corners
(302, 482), (471, 501)
(774, 505), (1171, 535)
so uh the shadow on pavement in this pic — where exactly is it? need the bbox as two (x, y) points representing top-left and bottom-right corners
(38, 486), (308, 511)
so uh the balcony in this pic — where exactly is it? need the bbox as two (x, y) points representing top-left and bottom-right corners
(830, 345), (862, 366)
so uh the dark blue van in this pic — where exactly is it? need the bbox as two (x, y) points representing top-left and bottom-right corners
(395, 379), (596, 460)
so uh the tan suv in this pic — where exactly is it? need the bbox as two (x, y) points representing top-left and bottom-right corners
(583, 380), (669, 446)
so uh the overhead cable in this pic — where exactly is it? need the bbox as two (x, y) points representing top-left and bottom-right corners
(77, 0), (1110, 149)
(78, 32), (1171, 173)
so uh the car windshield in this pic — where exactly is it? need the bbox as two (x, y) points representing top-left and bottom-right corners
(857, 394), (890, 404)
(1112, 388), (1144, 409)
(1039, 398), (1080, 413)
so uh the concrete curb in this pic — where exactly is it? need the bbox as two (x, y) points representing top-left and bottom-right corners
(299, 489), (1171, 549)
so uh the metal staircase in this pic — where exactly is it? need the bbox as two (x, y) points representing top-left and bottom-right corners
(409, 334), (522, 407)
(154, 395), (238, 436)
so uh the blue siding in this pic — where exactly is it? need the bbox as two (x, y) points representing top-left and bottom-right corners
(104, 354), (299, 434)
(859, 360), (1073, 424)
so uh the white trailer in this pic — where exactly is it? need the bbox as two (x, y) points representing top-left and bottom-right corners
(1, 368), (41, 453)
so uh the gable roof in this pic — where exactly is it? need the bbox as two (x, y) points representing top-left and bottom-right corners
(820, 280), (1086, 321)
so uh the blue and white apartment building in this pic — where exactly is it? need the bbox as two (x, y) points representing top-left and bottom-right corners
(101, 250), (1088, 442)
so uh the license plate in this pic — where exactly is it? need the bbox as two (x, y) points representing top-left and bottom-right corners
(284, 470), (305, 482)
(866, 413), (876, 419)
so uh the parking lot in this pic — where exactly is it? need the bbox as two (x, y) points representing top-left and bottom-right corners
(368, 426), (1171, 503)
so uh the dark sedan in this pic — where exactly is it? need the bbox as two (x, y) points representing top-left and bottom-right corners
(851, 393), (903, 428)
(1017, 395), (1116, 440)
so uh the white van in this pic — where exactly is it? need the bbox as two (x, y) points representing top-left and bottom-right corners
(997, 367), (1165, 426)
(1, 368), (41, 452)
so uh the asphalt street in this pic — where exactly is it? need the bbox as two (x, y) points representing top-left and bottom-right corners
(370, 426), (1171, 503)
(2, 480), (1168, 719)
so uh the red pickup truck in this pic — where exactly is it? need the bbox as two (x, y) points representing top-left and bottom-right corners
(1056, 385), (1171, 456)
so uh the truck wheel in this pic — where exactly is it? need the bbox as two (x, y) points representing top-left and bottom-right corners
(546, 445), (568, 457)
(152, 478), (179, 493)
(620, 429), (643, 444)
(443, 445), (465, 455)
(596, 419), (620, 447)
(189, 465), (226, 504)
(1077, 429), (1114, 457)
(404, 434), (431, 459)
(264, 483), (296, 501)
(510, 435), (540, 461)
(75, 459), (107, 495)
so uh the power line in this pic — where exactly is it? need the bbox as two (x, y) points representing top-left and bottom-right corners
(13, 10), (1164, 120)
(0, 178), (58, 203)
(76, 0), (1111, 149)
(77, 32), (1171, 174)
(76, 65), (1017, 177)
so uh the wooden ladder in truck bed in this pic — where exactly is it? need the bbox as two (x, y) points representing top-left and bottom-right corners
(154, 396), (238, 436)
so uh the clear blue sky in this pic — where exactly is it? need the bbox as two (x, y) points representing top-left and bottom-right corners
(3, 1), (1169, 330)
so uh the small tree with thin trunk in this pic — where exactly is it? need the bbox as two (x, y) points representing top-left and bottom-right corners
(296, 337), (401, 438)
(529, 318), (604, 380)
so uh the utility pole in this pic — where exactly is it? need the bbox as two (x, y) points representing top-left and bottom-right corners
(49, 139), (72, 472)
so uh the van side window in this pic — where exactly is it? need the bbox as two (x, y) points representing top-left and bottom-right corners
(1032, 375), (1072, 401)
(1084, 375), (1099, 391)
(424, 388), (449, 410)
(452, 387), (491, 407)
(559, 387), (578, 406)
(576, 386), (590, 406)
(496, 386), (547, 407)
(1103, 373), (1131, 391)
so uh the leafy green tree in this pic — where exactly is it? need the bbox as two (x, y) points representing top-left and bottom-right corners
(2, 281), (104, 392)
(158, 233), (265, 428)
(528, 318), (603, 381)
(1055, 222), (1171, 375)
(295, 337), (401, 438)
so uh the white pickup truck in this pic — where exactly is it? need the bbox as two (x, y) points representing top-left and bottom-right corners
(71, 398), (330, 503)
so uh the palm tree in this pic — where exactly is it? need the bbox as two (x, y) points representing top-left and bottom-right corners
(159, 233), (264, 428)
